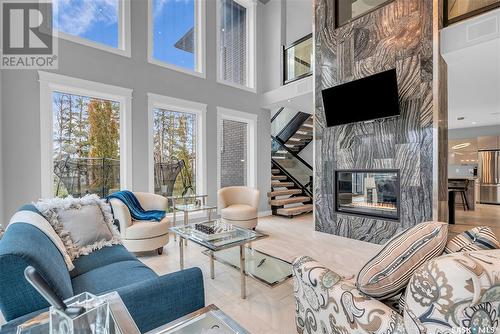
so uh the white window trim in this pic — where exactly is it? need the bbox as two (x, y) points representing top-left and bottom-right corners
(147, 93), (207, 202)
(38, 71), (133, 198)
(147, 0), (206, 78)
(55, 0), (131, 57)
(216, 106), (258, 191)
(216, 0), (257, 92)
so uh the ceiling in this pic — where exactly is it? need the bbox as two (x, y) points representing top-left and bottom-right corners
(442, 9), (500, 130)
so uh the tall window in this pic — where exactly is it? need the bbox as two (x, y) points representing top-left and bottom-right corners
(150, 0), (204, 75)
(219, 119), (248, 187)
(52, 92), (120, 198)
(217, 0), (255, 89)
(53, 0), (130, 55)
(153, 108), (197, 197)
(217, 107), (257, 190)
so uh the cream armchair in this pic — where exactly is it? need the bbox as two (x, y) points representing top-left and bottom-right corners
(109, 192), (169, 254)
(218, 186), (260, 230)
(293, 250), (500, 334)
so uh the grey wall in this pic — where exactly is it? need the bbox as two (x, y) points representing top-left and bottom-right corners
(314, 0), (443, 244)
(0, 0), (271, 224)
(449, 125), (500, 139)
(285, 0), (312, 45)
(0, 69), (3, 225)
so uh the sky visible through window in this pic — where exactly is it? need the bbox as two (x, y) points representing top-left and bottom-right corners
(153, 0), (195, 70)
(53, 0), (119, 48)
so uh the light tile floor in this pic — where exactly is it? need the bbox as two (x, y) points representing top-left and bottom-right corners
(139, 213), (380, 334)
(451, 203), (500, 238)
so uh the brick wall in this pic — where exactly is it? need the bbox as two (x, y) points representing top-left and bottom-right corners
(220, 119), (247, 187)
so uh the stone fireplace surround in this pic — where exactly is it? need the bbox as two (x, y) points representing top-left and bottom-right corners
(314, 0), (448, 244)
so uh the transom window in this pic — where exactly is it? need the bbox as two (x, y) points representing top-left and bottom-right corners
(149, 0), (205, 75)
(217, 0), (256, 90)
(53, 0), (130, 56)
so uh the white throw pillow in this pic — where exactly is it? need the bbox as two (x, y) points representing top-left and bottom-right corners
(35, 194), (121, 260)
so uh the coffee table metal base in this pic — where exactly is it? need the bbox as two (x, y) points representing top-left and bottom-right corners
(178, 238), (247, 299)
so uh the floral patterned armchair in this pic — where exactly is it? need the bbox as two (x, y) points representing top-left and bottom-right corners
(293, 250), (500, 334)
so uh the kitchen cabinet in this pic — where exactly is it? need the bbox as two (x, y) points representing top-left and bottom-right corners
(478, 136), (500, 150)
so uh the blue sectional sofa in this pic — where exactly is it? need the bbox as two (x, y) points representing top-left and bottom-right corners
(0, 206), (205, 333)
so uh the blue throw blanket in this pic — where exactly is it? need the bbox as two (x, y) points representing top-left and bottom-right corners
(107, 191), (166, 222)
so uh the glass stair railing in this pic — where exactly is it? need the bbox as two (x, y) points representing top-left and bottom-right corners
(283, 34), (313, 85)
(271, 137), (313, 196)
(271, 107), (301, 138)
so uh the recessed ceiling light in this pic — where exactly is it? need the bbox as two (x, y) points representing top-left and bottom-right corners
(287, 99), (291, 103)
(452, 143), (471, 150)
(472, 121), (477, 125)
(457, 117), (465, 120)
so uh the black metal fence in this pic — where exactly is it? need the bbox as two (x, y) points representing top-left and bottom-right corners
(54, 157), (120, 198)
(54, 158), (192, 198)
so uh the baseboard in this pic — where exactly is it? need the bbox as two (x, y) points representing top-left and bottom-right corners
(258, 210), (273, 217)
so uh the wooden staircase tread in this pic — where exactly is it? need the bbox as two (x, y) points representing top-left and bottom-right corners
(271, 175), (287, 180)
(270, 196), (311, 206)
(298, 126), (313, 133)
(271, 169), (280, 174)
(271, 181), (295, 187)
(289, 134), (312, 140)
(267, 189), (302, 197)
(277, 204), (313, 216)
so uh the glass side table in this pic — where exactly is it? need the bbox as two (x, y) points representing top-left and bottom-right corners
(168, 195), (217, 244)
(145, 304), (249, 334)
(170, 220), (267, 299)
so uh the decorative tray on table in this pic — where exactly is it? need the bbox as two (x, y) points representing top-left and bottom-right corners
(192, 221), (235, 241)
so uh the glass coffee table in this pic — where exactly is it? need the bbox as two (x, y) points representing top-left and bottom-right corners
(168, 195), (217, 244)
(170, 220), (267, 299)
(146, 304), (249, 334)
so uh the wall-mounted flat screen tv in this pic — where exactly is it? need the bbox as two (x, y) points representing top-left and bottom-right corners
(322, 69), (400, 127)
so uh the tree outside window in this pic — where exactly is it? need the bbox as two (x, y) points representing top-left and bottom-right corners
(52, 92), (120, 198)
(153, 108), (197, 197)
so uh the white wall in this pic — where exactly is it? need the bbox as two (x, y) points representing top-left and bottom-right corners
(0, 1), (271, 223)
(259, 0), (285, 93)
(259, 0), (312, 94)
(285, 0), (312, 45)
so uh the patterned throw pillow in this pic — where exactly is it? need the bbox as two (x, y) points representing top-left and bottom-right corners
(35, 194), (122, 260)
(357, 221), (448, 299)
(444, 226), (500, 254)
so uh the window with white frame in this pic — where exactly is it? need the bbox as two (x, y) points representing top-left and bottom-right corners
(53, 0), (130, 56)
(149, 0), (205, 75)
(217, 0), (256, 89)
(39, 72), (132, 198)
(148, 94), (206, 199)
(217, 107), (257, 190)
(52, 92), (120, 198)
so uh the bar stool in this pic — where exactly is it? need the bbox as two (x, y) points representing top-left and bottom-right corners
(448, 179), (470, 211)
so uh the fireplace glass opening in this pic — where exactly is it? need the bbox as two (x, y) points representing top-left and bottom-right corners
(336, 170), (399, 221)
